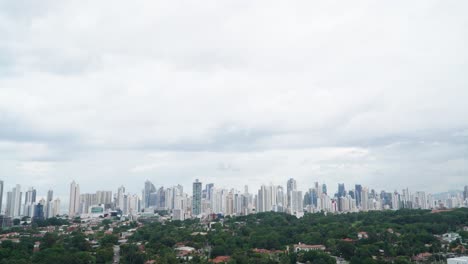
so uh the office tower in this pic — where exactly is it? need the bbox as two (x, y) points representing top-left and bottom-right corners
(322, 184), (327, 195)
(69, 181), (80, 217)
(414, 191), (427, 209)
(0, 180), (3, 214)
(464, 186), (468, 201)
(51, 198), (60, 216)
(276, 186), (285, 212)
(192, 179), (202, 216)
(143, 180), (156, 209)
(338, 183), (346, 197)
(391, 191), (400, 210)
(355, 184), (362, 207)
(44, 190), (53, 218)
(290, 190), (303, 214)
(6, 185), (22, 217)
(361, 187), (369, 211)
(155, 187), (165, 209)
(23, 187), (37, 217)
(205, 183), (214, 200)
(117, 186), (125, 210)
(127, 194), (139, 214)
(33, 203), (44, 221)
(287, 178), (297, 209)
(257, 185), (268, 212)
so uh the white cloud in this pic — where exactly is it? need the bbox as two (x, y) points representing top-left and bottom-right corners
(0, 0), (467, 201)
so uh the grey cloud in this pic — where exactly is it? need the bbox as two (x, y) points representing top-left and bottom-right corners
(0, 0), (467, 199)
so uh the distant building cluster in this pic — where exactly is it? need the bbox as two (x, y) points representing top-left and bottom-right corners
(0, 179), (467, 225)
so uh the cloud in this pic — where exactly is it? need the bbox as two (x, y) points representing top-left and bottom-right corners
(0, 0), (467, 201)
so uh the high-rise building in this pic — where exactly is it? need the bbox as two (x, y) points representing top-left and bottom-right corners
(45, 190), (53, 218)
(290, 190), (303, 214)
(69, 181), (80, 217)
(33, 203), (44, 221)
(143, 180), (156, 209)
(338, 183), (346, 198)
(52, 198), (60, 217)
(361, 187), (369, 211)
(355, 184), (362, 207)
(464, 185), (468, 201)
(205, 183), (214, 200)
(6, 184), (21, 217)
(192, 179), (202, 216)
(24, 187), (37, 217)
(0, 180), (3, 214)
(117, 186), (125, 210)
(287, 178), (297, 209)
(322, 184), (327, 195)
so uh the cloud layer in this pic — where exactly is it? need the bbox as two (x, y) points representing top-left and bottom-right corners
(0, 1), (467, 202)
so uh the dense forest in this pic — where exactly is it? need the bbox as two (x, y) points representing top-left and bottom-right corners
(0, 208), (467, 264)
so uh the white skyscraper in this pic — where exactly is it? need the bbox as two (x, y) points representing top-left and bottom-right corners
(291, 190), (303, 214)
(287, 178), (297, 209)
(52, 198), (61, 216)
(0, 180), (3, 214)
(6, 184), (22, 217)
(69, 181), (80, 217)
(117, 186), (125, 210)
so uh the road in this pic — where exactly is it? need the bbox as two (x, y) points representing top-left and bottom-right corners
(113, 245), (120, 264)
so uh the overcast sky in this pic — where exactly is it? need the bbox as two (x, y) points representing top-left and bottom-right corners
(0, 1), (467, 203)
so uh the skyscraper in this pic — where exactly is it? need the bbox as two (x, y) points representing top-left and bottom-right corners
(69, 181), (80, 217)
(45, 190), (53, 218)
(143, 180), (156, 209)
(322, 184), (327, 195)
(7, 185), (22, 217)
(117, 186), (125, 210)
(24, 187), (37, 217)
(338, 183), (346, 197)
(355, 184), (362, 207)
(0, 180), (3, 214)
(464, 185), (468, 201)
(192, 179), (202, 216)
(287, 178), (297, 209)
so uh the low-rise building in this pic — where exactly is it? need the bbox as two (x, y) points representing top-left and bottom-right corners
(448, 256), (468, 264)
(293, 243), (326, 252)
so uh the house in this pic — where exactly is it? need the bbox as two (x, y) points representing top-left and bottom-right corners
(412, 252), (432, 261)
(293, 243), (326, 252)
(211, 256), (231, 263)
(358, 232), (369, 239)
(442, 232), (461, 243)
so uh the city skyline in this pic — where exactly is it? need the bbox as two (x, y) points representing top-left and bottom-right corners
(1, 1), (468, 199)
(0, 177), (466, 218)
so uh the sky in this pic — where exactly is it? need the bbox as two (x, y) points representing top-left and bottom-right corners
(0, 1), (467, 204)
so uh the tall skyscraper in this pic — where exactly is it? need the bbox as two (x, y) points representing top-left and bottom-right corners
(69, 181), (80, 217)
(52, 198), (61, 216)
(192, 179), (202, 216)
(361, 187), (369, 211)
(143, 180), (156, 209)
(6, 185), (22, 217)
(464, 185), (468, 201)
(355, 184), (362, 207)
(205, 183), (214, 200)
(23, 187), (37, 217)
(322, 184), (327, 195)
(0, 180), (3, 214)
(45, 190), (53, 218)
(287, 178), (297, 209)
(338, 183), (346, 197)
(117, 186), (125, 210)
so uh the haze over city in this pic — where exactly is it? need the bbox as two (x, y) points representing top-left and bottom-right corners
(0, 1), (467, 205)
